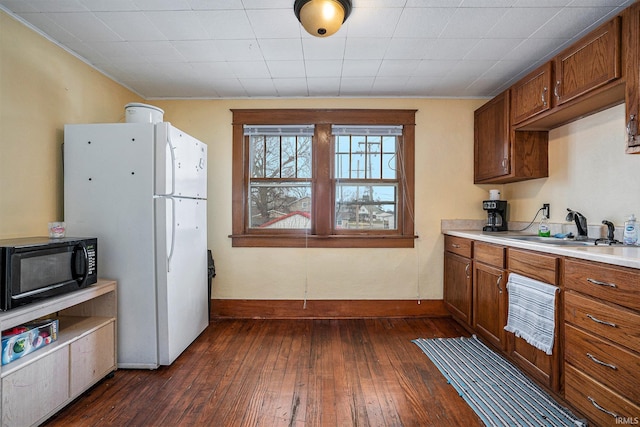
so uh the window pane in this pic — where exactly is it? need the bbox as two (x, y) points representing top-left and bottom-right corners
(351, 152), (365, 178)
(337, 135), (350, 153)
(335, 184), (397, 230)
(382, 153), (396, 179)
(297, 136), (312, 178)
(281, 136), (297, 178)
(336, 153), (349, 179)
(382, 136), (396, 153)
(250, 137), (265, 178)
(249, 183), (312, 229)
(265, 136), (280, 178)
(368, 152), (381, 179)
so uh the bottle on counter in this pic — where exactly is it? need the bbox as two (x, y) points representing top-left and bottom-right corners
(623, 214), (638, 245)
(538, 215), (551, 237)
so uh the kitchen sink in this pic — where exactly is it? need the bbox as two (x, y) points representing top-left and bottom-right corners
(502, 235), (597, 246)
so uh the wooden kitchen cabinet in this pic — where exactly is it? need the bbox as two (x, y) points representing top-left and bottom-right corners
(511, 62), (553, 125)
(506, 248), (561, 392)
(474, 90), (549, 184)
(0, 280), (117, 427)
(443, 236), (473, 326)
(554, 17), (621, 106)
(472, 242), (507, 350)
(624, 2), (640, 154)
(563, 258), (640, 426)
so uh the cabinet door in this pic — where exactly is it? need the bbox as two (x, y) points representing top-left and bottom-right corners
(625, 3), (640, 153)
(444, 252), (472, 325)
(554, 17), (621, 105)
(474, 91), (510, 182)
(473, 262), (506, 350)
(511, 62), (553, 124)
(70, 321), (116, 396)
(2, 348), (69, 427)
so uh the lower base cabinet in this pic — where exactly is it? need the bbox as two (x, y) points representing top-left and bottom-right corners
(565, 364), (640, 426)
(0, 280), (117, 427)
(2, 348), (70, 427)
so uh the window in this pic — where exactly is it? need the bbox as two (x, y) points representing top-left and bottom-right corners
(245, 125), (313, 230)
(231, 109), (416, 248)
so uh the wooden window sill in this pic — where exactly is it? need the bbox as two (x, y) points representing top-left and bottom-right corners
(229, 234), (417, 248)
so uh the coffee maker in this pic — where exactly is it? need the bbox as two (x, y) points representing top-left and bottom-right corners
(483, 200), (508, 232)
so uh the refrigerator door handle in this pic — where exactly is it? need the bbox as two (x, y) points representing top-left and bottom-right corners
(167, 197), (176, 272)
(165, 134), (177, 196)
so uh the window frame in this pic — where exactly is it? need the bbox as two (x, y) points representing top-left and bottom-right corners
(231, 109), (417, 248)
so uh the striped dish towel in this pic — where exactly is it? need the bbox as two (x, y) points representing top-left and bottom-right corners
(504, 273), (559, 355)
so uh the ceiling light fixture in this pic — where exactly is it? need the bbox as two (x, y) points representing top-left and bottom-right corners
(294, 0), (352, 38)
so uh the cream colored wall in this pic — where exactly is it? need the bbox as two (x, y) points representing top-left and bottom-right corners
(5, 9), (636, 302)
(504, 104), (640, 235)
(154, 98), (487, 300)
(0, 11), (142, 238)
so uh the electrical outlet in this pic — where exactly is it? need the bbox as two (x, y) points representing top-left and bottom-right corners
(543, 203), (550, 218)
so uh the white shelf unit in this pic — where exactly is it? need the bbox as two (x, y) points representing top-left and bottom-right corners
(0, 280), (117, 427)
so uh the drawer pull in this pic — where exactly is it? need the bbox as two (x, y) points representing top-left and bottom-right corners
(588, 396), (618, 418)
(586, 278), (617, 288)
(586, 353), (617, 370)
(451, 243), (461, 249)
(586, 314), (617, 328)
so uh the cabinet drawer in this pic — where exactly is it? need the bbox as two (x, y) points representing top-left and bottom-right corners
(565, 364), (640, 426)
(507, 248), (559, 285)
(70, 321), (116, 396)
(565, 259), (640, 310)
(565, 324), (640, 402)
(444, 235), (472, 258)
(2, 347), (70, 427)
(565, 291), (640, 354)
(474, 242), (505, 268)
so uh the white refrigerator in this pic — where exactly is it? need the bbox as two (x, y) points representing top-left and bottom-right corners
(64, 122), (209, 369)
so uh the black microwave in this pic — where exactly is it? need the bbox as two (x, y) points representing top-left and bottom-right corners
(0, 237), (97, 311)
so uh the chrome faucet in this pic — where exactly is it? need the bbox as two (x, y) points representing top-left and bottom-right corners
(566, 209), (588, 240)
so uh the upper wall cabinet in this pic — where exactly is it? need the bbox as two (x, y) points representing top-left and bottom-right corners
(474, 90), (549, 184)
(625, 3), (640, 154)
(554, 17), (621, 105)
(511, 63), (553, 125)
(512, 15), (626, 131)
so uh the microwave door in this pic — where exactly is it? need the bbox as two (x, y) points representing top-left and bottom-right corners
(10, 242), (93, 307)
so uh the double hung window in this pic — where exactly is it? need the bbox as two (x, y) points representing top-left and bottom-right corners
(231, 109), (416, 248)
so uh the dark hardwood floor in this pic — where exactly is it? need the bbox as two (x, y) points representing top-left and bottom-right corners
(43, 317), (483, 427)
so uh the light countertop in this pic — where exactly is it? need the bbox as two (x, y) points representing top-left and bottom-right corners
(443, 229), (640, 270)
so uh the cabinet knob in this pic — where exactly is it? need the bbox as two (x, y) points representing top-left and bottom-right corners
(465, 263), (470, 279)
(554, 80), (560, 99)
(496, 274), (503, 293)
(541, 87), (548, 107)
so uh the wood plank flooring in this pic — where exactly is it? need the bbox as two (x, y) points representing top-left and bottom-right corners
(43, 318), (483, 427)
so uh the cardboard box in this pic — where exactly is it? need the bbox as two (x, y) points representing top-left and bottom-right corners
(1, 319), (58, 365)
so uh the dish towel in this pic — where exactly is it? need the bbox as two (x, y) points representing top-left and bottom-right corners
(504, 273), (559, 355)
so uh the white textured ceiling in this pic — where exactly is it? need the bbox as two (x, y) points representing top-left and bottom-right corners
(0, 0), (634, 99)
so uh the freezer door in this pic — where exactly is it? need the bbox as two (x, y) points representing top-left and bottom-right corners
(155, 196), (208, 365)
(155, 123), (207, 199)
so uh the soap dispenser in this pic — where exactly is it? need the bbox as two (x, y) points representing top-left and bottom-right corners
(538, 215), (551, 237)
(623, 214), (638, 245)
